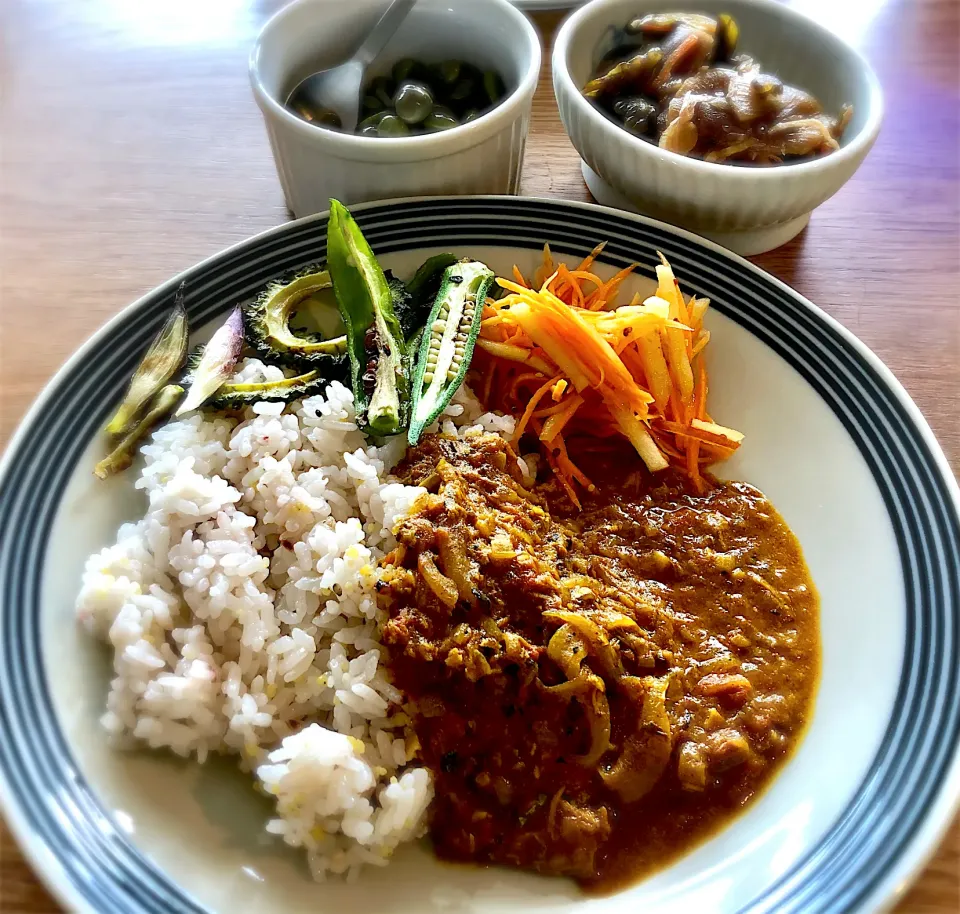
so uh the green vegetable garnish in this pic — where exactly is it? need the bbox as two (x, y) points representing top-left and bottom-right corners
(483, 70), (506, 106)
(244, 266), (347, 371)
(209, 369), (325, 409)
(407, 253), (458, 304)
(177, 306), (244, 416)
(95, 384), (184, 479)
(436, 60), (462, 85)
(384, 272), (417, 342)
(104, 287), (188, 439)
(408, 260), (495, 445)
(326, 199), (410, 437)
(388, 254), (458, 344)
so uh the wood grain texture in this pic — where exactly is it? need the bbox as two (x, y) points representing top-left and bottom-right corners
(0, 1), (957, 911)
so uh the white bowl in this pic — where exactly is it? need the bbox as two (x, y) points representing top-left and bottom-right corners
(250, 0), (541, 218)
(553, 0), (884, 255)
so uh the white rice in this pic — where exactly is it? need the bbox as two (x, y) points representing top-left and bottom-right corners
(76, 364), (516, 880)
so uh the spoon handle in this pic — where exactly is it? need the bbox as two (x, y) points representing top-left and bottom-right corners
(353, 0), (417, 68)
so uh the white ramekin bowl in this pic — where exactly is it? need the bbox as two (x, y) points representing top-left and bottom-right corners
(554, 0), (883, 255)
(251, 0), (541, 218)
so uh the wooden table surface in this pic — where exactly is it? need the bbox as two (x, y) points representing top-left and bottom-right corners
(1, 0), (957, 910)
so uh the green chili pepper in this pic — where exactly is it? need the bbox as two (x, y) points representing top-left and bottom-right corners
(408, 260), (495, 445)
(326, 199), (409, 436)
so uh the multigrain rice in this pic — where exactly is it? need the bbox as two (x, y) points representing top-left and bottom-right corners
(76, 365), (515, 879)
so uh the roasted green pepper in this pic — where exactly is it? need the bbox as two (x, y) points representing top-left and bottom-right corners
(408, 260), (495, 445)
(326, 200), (410, 436)
(384, 272), (418, 342)
(407, 253), (458, 302)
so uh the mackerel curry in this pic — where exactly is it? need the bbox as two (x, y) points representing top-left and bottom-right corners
(378, 433), (820, 893)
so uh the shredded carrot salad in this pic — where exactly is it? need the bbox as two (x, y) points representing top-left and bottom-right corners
(468, 243), (742, 507)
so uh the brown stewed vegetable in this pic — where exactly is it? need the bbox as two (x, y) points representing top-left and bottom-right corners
(583, 12), (853, 165)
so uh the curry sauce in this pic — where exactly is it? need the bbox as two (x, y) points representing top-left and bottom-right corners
(379, 434), (819, 893)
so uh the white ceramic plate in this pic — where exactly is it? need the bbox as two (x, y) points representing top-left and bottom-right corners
(1, 198), (958, 914)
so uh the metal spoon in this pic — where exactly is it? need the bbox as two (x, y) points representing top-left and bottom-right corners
(285, 0), (417, 133)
